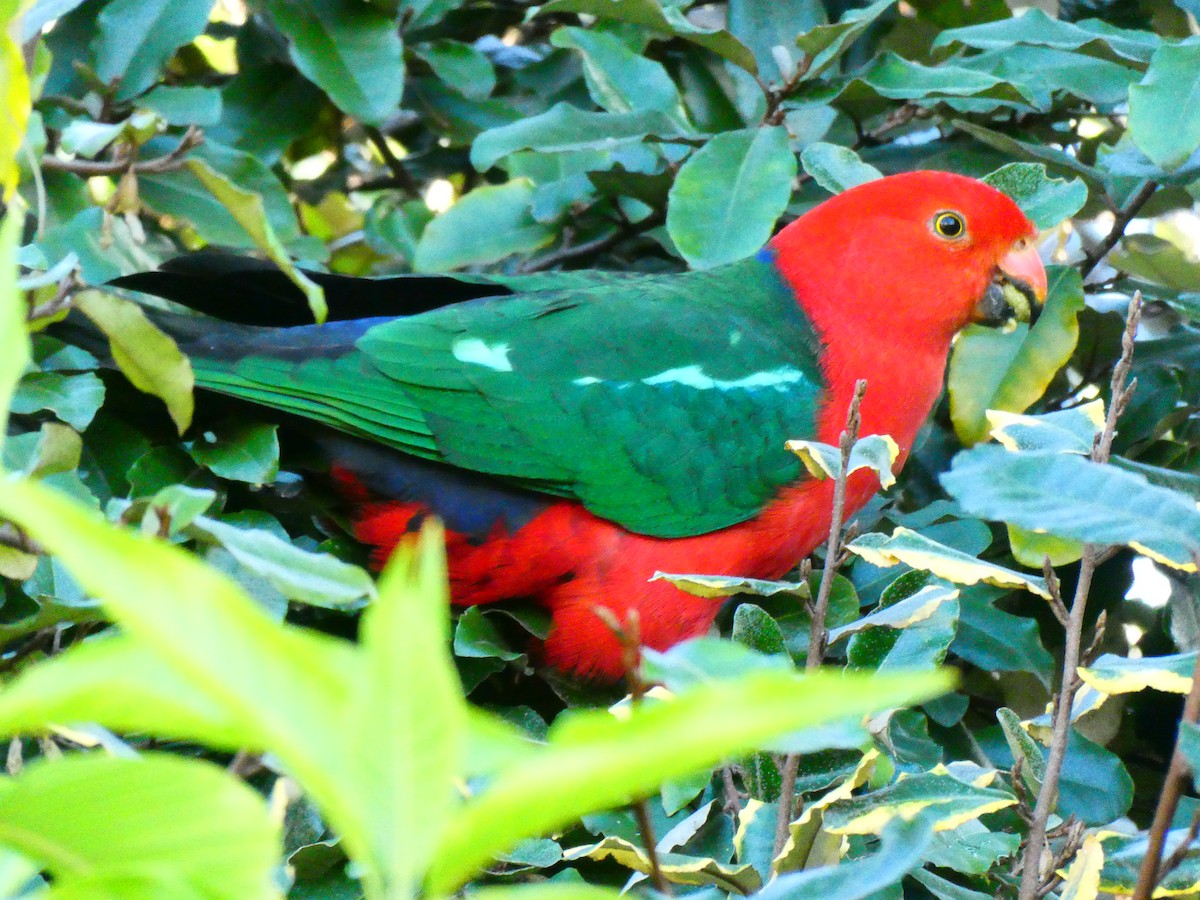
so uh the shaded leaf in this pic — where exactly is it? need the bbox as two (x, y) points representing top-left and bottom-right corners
(11, 371), (104, 431)
(794, 0), (897, 81)
(94, 0), (213, 100)
(188, 423), (279, 485)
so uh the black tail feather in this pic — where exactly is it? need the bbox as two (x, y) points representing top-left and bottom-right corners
(108, 251), (513, 326)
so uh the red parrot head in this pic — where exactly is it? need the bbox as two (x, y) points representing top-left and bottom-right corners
(769, 170), (1047, 348)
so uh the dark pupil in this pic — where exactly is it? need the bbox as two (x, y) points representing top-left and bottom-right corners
(939, 215), (962, 236)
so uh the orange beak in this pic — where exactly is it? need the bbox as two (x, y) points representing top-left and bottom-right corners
(998, 241), (1048, 305)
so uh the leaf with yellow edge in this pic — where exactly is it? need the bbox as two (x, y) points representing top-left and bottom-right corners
(827, 583), (958, 644)
(1025, 683), (1108, 742)
(563, 837), (762, 894)
(987, 400), (1105, 455)
(1078, 651), (1196, 696)
(948, 266), (1085, 446)
(184, 158), (327, 323)
(773, 749), (878, 875)
(821, 773), (1016, 835)
(74, 290), (195, 434)
(0, 0), (30, 201)
(1058, 835), (1103, 900)
(0, 207), (30, 458)
(998, 707), (1045, 797)
(846, 527), (1050, 598)
(1098, 829), (1200, 898)
(786, 433), (900, 489)
(651, 571), (809, 601)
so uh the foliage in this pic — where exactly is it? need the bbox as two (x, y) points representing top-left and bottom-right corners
(1, 0), (1200, 899)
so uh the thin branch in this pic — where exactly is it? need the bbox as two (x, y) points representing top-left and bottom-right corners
(773, 379), (868, 857)
(363, 126), (422, 200)
(1017, 295), (1142, 900)
(518, 211), (665, 273)
(1043, 557), (1069, 629)
(27, 269), (78, 322)
(1131, 643), (1200, 900)
(1080, 181), (1158, 279)
(39, 127), (203, 177)
(595, 608), (672, 896)
(759, 56), (813, 127)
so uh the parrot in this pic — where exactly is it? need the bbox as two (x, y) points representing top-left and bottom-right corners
(107, 170), (1047, 680)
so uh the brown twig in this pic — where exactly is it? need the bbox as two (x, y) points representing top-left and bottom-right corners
(518, 211), (665, 273)
(773, 379), (868, 857)
(595, 608), (672, 896)
(27, 269), (78, 322)
(40, 126), (203, 177)
(1017, 295), (1142, 900)
(1131, 643), (1200, 899)
(363, 126), (422, 200)
(0, 524), (43, 556)
(1080, 181), (1158, 279)
(1157, 809), (1200, 887)
(760, 56), (813, 127)
(1042, 557), (1069, 628)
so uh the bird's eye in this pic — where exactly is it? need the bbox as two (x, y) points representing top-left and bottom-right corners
(933, 212), (965, 239)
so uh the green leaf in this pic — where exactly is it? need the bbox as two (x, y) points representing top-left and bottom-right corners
(11, 371), (104, 431)
(850, 54), (1037, 110)
(189, 515), (375, 609)
(74, 290), (193, 433)
(932, 9), (1160, 64)
(732, 603), (789, 657)
(987, 401), (1105, 455)
(534, 0), (759, 73)
(0, 3), (30, 201)
(353, 520), (467, 898)
(454, 607), (523, 661)
(847, 595), (959, 673)
(182, 158), (326, 323)
(983, 162), (1089, 229)
(1128, 37), (1200, 172)
(822, 773), (1016, 834)
(470, 104), (682, 171)
(266, 0), (404, 125)
(0, 210), (31, 455)
(948, 266), (1085, 446)
(94, 0), (214, 100)
(952, 586), (1053, 686)
(943, 446), (1200, 570)
(0, 753), (279, 897)
(847, 528), (1049, 598)
(787, 434), (900, 489)
(997, 707), (1045, 796)
(549, 28), (684, 118)
(188, 423), (279, 485)
(728, 0), (825, 84)
(667, 126), (796, 269)
(924, 820), (1020, 876)
(141, 85), (223, 126)
(412, 40), (495, 100)
(799, 142), (882, 193)
(414, 180), (555, 271)
(425, 667), (955, 893)
(794, 0), (897, 81)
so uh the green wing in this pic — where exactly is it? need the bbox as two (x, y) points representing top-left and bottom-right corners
(190, 254), (827, 538)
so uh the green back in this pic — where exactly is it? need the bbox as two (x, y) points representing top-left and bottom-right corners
(191, 254), (827, 538)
